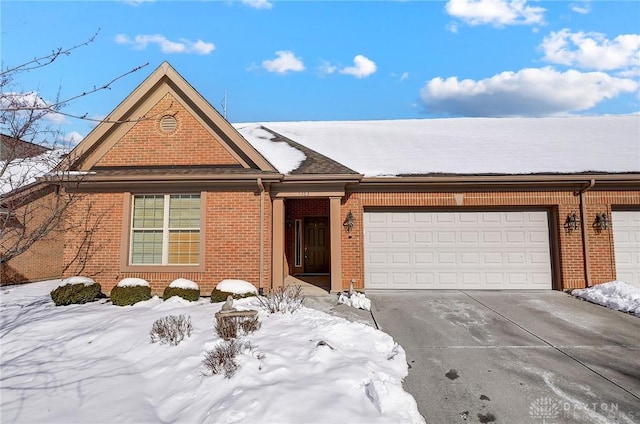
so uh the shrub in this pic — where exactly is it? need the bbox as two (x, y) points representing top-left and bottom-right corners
(202, 340), (263, 379)
(257, 285), (305, 314)
(110, 285), (152, 306)
(202, 339), (243, 378)
(150, 315), (193, 346)
(163, 286), (200, 302)
(210, 288), (256, 303)
(215, 315), (261, 340)
(50, 282), (102, 306)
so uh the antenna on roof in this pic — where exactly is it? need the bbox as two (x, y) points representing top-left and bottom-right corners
(221, 91), (227, 120)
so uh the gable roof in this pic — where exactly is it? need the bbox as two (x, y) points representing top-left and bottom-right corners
(67, 62), (276, 173)
(239, 116), (640, 177)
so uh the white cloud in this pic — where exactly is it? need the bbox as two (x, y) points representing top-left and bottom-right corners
(541, 29), (640, 71)
(570, 1), (591, 14)
(419, 67), (638, 117)
(318, 60), (337, 76)
(261, 51), (305, 74)
(0, 92), (66, 125)
(242, 0), (272, 9)
(400, 72), (410, 81)
(120, 0), (155, 5)
(114, 34), (215, 55)
(340, 55), (377, 78)
(59, 131), (84, 145)
(445, 0), (546, 27)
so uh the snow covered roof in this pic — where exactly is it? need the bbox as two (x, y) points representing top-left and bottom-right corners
(236, 116), (640, 177)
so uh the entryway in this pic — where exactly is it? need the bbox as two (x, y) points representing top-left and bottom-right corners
(283, 199), (332, 292)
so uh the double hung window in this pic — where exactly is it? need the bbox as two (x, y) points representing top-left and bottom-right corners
(130, 194), (200, 265)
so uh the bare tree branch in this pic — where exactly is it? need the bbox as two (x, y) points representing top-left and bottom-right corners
(0, 34), (146, 271)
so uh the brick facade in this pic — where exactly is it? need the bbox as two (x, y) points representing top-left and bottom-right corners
(62, 190), (272, 295)
(96, 93), (238, 168)
(1, 187), (64, 285)
(338, 189), (640, 291)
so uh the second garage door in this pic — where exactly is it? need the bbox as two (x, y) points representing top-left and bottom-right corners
(364, 210), (553, 290)
(612, 210), (640, 287)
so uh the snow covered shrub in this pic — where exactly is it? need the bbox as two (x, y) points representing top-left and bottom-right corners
(215, 316), (238, 340)
(50, 277), (101, 306)
(150, 314), (193, 346)
(210, 279), (257, 303)
(110, 278), (152, 306)
(215, 315), (261, 340)
(202, 340), (262, 379)
(202, 339), (243, 378)
(239, 316), (261, 334)
(257, 285), (305, 314)
(210, 289), (256, 303)
(163, 279), (200, 301)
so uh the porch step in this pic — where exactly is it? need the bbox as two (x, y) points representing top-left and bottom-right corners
(284, 275), (329, 296)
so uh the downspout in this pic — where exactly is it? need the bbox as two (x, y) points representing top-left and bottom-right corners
(575, 179), (595, 287)
(257, 178), (265, 295)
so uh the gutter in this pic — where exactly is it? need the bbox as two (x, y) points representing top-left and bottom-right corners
(576, 179), (596, 287)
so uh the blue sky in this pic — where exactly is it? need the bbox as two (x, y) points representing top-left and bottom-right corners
(1, 0), (639, 143)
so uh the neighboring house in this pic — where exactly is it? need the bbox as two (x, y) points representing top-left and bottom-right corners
(0, 134), (50, 161)
(2, 62), (639, 292)
(1, 135), (67, 284)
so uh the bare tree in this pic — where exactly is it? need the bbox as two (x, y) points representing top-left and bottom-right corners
(0, 32), (147, 274)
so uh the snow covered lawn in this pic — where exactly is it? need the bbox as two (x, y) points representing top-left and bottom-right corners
(571, 281), (640, 317)
(0, 280), (424, 424)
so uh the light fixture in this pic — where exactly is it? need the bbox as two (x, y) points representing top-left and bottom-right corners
(343, 210), (354, 233)
(563, 212), (581, 233)
(593, 213), (610, 231)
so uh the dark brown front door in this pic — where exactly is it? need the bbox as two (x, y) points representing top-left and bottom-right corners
(304, 217), (329, 273)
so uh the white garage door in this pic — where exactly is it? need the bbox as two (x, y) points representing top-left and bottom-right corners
(364, 211), (552, 290)
(612, 210), (640, 287)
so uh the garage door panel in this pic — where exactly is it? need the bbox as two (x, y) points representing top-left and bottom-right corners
(613, 211), (640, 287)
(390, 231), (410, 244)
(459, 232), (479, 244)
(367, 230), (388, 244)
(365, 211), (552, 290)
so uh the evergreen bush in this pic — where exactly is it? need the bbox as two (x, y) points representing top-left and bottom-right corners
(110, 285), (152, 306)
(163, 286), (200, 302)
(50, 282), (102, 306)
(210, 288), (256, 303)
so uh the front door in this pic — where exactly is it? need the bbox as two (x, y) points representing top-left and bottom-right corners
(304, 217), (330, 273)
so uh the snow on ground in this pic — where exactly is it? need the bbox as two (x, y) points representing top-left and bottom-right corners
(217, 279), (258, 294)
(0, 280), (423, 424)
(237, 116), (640, 176)
(338, 292), (372, 311)
(571, 281), (640, 316)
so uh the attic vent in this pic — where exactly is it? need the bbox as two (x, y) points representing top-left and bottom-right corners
(159, 115), (177, 133)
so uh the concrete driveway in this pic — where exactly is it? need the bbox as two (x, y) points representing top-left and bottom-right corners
(368, 291), (640, 424)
